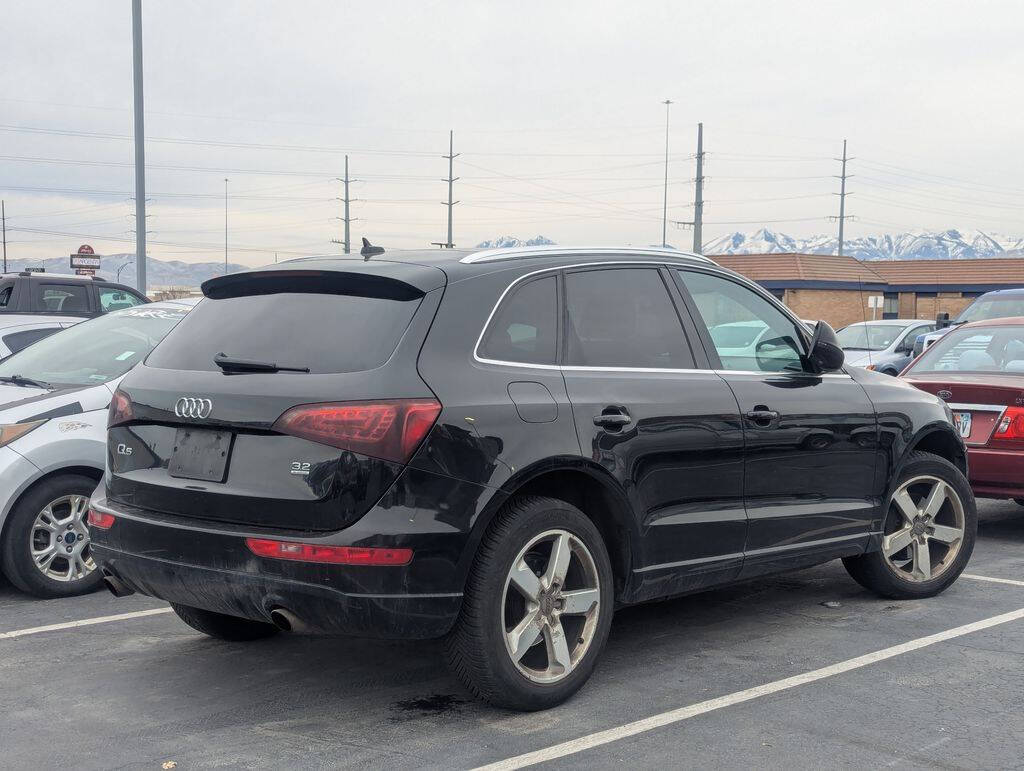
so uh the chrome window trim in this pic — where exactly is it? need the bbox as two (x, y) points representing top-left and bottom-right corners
(460, 245), (716, 265)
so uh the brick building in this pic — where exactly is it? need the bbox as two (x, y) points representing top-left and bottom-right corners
(710, 253), (1024, 329)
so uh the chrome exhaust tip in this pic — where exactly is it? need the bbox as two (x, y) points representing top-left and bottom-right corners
(269, 607), (309, 633)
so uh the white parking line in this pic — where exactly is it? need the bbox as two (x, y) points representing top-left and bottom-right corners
(962, 573), (1024, 588)
(474, 606), (1024, 771)
(0, 607), (173, 640)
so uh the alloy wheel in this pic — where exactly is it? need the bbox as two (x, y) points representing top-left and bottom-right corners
(501, 529), (601, 684)
(882, 475), (965, 583)
(30, 494), (95, 583)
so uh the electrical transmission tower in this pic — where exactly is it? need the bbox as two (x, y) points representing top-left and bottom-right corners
(669, 122), (706, 253)
(331, 155), (356, 254)
(432, 130), (459, 248)
(829, 139), (855, 256)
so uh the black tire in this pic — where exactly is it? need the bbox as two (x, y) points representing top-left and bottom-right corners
(445, 495), (614, 711)
(1, 473), (104, 599)
(843, 451), (976, 599)
(170, 603), (280, 641)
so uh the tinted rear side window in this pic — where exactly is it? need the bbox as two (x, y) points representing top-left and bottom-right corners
(3, 327), (60, 354)
(147, 293), (421, 374)
(564, 268), (694, 368)
(478, 276), (558, 365)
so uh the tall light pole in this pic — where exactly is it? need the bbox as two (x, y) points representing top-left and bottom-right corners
(661, 99), (672, 248)
(224, 177), (229, 273)
(132, 0), (147, 294)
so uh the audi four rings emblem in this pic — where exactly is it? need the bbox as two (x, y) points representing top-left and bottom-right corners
(174, 397), (213, 419)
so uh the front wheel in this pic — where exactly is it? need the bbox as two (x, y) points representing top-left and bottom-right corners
(843, 451), (976, 599)
(445, 496), (614, 711)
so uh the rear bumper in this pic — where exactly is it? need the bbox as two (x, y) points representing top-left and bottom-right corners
(967, 447), (1024, 498)
(93, 543), (461, 638)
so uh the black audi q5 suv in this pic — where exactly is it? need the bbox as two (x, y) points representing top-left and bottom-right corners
(90, 246), (976, 710)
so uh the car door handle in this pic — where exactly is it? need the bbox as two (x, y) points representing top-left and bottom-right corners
(745, 409), (780, 427)
(594, 412), (632, 429)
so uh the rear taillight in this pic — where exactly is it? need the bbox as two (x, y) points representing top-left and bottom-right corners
(245, 538), (412, 566)
(108, 389), (134, 427)
(87, 509), (116, 530)
(993, 407), (1024, 441)
(272, 399), (441, 463)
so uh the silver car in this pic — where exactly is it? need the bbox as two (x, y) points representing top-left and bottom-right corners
(836, 319), (936, 376)
(0, 299), (196, 598)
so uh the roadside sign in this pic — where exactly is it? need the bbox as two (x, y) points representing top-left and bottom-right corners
(76, 244), (95, 255)
(75, 268), (97, 276)
(70, 250), (101, 270)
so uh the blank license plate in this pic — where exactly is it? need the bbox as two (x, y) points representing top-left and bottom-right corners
(953, 411), (972, 438)
(168, 428), (233, 482)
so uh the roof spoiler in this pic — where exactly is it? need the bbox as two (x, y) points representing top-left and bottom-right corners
(201, 269), (425, 301)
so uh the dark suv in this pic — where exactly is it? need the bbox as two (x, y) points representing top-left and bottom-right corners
(90, 247), (976, 710)
(0, 271), (149, 317)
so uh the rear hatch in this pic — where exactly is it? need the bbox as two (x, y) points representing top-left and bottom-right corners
(904, 373), (1024, 448)
(106, 262), (446, 533)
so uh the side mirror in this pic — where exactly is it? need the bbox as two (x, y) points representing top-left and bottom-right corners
(936, 312), (951, 329)
(807, 321), (845, 373)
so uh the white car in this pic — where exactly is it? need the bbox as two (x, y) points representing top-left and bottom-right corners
(0, 315), (81, 359)
(0, 299), (197, 598)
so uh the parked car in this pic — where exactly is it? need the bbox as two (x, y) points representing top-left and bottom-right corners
(0, 270), (149, 320)
(91, 246), (975, 711)
(0, 315), (80, 359)
(836, 319), (936, 376)
(0, 299), (197, 598)
(913, 287), (1024, 356)
(901, 317), (1024, 506)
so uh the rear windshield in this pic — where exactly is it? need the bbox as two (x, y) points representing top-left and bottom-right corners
(957, 296), (1024, 323)
(909, 325), (1024, 374)
(146, 293), (421, 374)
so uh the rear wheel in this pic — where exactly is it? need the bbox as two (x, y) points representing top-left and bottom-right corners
(843, 452), (976, 599)
(170, 603), (279, 641)
(1, 474), (104, 599)
(445, 496), (614, 711)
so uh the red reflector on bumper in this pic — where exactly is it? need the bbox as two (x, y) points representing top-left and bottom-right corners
(87, 509), (116, 530)
(245, 538), (413, 566)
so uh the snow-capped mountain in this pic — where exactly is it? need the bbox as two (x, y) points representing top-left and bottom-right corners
(474, 235), (556, 249)
(704, 227), (1024, 260)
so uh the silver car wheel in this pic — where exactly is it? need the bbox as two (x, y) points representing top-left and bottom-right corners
(501, 529), (601, 684)
(882, 475), (965, 583)
(30, 494), (95, 583)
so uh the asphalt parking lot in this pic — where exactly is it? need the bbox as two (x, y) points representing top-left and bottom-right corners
(3, 499), (1023, 770)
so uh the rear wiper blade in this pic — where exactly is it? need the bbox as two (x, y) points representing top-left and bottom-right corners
(213, 353), (310, 374)
(0, 374), (52, 389)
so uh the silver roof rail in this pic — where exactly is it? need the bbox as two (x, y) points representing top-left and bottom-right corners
(459, 245), (716, 265)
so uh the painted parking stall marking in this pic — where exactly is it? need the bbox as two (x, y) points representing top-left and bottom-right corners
(962, 573), (1024, 588)
(0, 607), (172, 640)
(475, 606), (1024, 771)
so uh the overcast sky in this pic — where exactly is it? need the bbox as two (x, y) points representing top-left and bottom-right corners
(3, 0), (1024, 266)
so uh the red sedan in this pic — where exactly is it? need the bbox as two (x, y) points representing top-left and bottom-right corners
(901, 316), (1024, 505)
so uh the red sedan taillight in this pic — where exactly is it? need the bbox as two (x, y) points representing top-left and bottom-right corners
(272, 399), (441, 463)
(87, 509), (116, 530)
(108, 389), (134, 428)
(245, 539), (412, 566)
(993, 407), (1024, 441)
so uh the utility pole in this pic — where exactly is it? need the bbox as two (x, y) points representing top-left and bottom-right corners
(1, 200), (7, 273)
(436, 130), (459, 248)
(832, 139), (854, 257)
(693, 122), (705, 254)
(131, 0), (147, 294)
(661, 100), (672, 248)
(332, 155), (355, 254)
(224, 177), (229, 273)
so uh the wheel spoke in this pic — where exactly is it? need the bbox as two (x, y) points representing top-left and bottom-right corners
(921, 482), (948, 519)
(506, 610), (542, 662)
(912, 539), (932, 581)
(35, 550), (57, 573)
(560, 588), (599, 616)
(544, 533), (572, 588)
(543, 620), (572, 675)
(929, 524), (962, 545)
(883, 526), (914, 557)
(509, 558), (541, 600)
(892, 489), (919, 525)
(70, 495), (89, 522)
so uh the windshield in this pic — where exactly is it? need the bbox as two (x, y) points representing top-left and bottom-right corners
(0, 305), (190, 386)
(956, 296), (1024, 323)
(835, 323), (907, 351)
(908, 324), (1024, 374)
